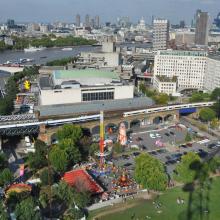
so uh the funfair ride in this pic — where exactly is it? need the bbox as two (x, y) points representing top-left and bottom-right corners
(94, 111), (110, 175)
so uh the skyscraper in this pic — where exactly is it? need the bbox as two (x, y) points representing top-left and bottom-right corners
(76, 14), (80, 27)
(153, 19), (169, 51)
(85, 14), (90, 27)
(95, 15), (100, 28)
(195, 10), (209, 46)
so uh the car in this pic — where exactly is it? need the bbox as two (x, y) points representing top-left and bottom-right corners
(155, 133), (161, 138)
(165, 133), (170, 137)
(165, 160), (177, 165)
(136, 137), (143, 141)
(170, 131), (175, 135)
(150, 151), (158, 155)
(179, 144), (187, 148)
(208, 143), (217, 149)
(197, 150), (208, 158)
(150, 133), (156, 139)
(140, 145), (147, 150)
(133, 152), (141, 157)
(123, 163), (133, 167)
(187, 143), (193, 147)
(157, 149), (167, 154)
(122, 154), (130, 160)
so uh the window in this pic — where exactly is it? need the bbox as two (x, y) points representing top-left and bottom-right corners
(82, 91), (114, 101)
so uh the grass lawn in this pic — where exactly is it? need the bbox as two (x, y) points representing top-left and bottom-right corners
(89, 177), (220, 220)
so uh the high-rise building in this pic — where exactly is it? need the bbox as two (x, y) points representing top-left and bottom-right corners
(153, 19), (169, 51)
(179, 20), (185, 28)
(214, 12), (220, 29)
(154, 50), (207, 90)
(7, 19), (15, 28)
(195, 10), (209, 46)
(76, 14), (80, 27)
(85, 14), (90, 27)
(95, 15), (100, 28)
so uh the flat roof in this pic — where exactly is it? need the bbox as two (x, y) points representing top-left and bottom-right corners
(54, 69), (120, 81)
(38, 97), (154, 117)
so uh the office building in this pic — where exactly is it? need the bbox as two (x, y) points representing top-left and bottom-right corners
(95, 16), (100, 28)
(154, 50), (207, 90)
(85, 14), (90, 27)
(6, 19), (15, 28)
(153, 19), (169, 51)
(204, 56), (220, 91)
(195, 10), (209, 46)
(154, 75), (177, 95)
(76, 14), (80, 27)
(39, 69), (134, 105)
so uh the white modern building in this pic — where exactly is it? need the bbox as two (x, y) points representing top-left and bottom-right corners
(204, 56), (220, 91)
(39, 69), (134, 106)
(154, 50), (207, 90)
(153, 19), (169, 51)
(153, 75), (177, 95)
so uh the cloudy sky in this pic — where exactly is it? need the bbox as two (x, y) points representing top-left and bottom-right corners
(0, 0), (219, 24)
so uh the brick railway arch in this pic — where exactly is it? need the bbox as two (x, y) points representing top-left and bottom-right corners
(164, 114), (174, 122)
(105, 123), (118, 134)
(91, 125), (100, 135)
(118, 121), (129, 129)
(153, 116), (163, 124)
(130, 119), (141, 129)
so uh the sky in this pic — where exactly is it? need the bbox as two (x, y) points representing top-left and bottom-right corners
(0, 0), (220, 25)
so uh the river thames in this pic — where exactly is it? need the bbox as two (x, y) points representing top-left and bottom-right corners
(0, 45), (100, 65)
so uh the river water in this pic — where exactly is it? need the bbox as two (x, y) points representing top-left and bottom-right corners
(0, 46), (100, 65)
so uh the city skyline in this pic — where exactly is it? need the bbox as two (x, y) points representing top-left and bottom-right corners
(0, 0), (220, 24)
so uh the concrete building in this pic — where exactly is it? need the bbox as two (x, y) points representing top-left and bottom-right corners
(153, 75), (177, 95)
(204, 56), (220, 91)
(154, 50), (207, 90)
(77, 41), (120, 68)
(175, 31), (195, 46)
(195, 10), (209, 46)
(39, 69), (134, 105)
(153, 19), (169, 51)
(95, 16), (100, 28)
(76, 14), (81, 27)
(85, 14), (90, 27)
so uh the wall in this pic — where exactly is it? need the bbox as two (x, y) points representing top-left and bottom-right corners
(114, 85), (134, 99)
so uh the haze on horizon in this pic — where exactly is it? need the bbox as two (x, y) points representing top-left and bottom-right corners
(0, 0), (220, 24)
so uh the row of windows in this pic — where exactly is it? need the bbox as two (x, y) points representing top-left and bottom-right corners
(82, 92), (114, 101)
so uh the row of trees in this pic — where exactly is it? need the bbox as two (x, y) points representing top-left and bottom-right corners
(46, 57), (78, 66)
(134, 151), (220, 192)
(0, 66), (39, 115)
(10, 36), (96, 50)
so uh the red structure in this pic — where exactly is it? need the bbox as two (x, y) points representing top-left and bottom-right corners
(62, 169), (103, 194)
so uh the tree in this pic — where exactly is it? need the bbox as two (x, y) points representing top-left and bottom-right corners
(63, 208), (84, 220)
(189, 92), (210, 103)
(0, 168), (14, 186)
(15, 197), (41, 220)
(185, 132), (192, 143)
(49, 146), (68, 173)
(89, 143), (99, 157)
(154, 93), (169, 105)
(199, 108), (216, 122)
(211, 88), (220, 100)
(113, 142), (124, 154)
(0, 201), (8, 220)
(174, 152), (201, 184)
(74, 191), (91, 208)
(27, 140), (48, 171)
(0, 152), (7, 170)
(210, 118), (219, 129)
(57, 124), (82, 144)
(58, 138), (81, 165)
(134, 153), (168, 191)
(40, 167), (55, 186)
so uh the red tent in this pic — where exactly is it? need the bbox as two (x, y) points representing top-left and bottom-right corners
(62, 169), (103, 194)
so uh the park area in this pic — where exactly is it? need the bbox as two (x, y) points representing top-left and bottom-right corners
(89, 177), (220, 220)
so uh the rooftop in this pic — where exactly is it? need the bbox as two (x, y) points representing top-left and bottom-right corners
(38, 97), (154, 117)
(156, 75), (177, 82)
(54, 69), (120, 81)
(158, 50), (208, 57)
